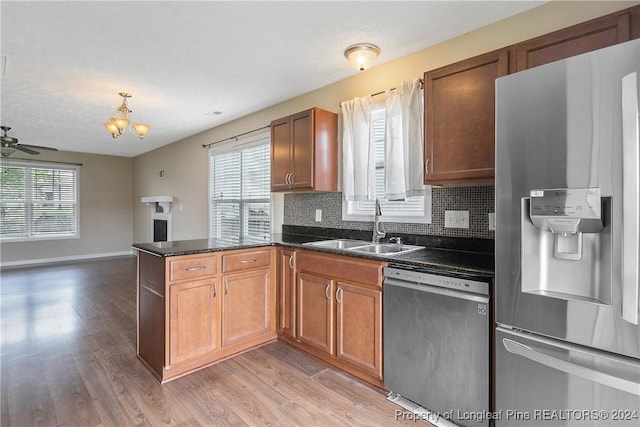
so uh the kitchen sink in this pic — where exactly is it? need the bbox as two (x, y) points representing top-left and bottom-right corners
(303, 239), (371, 249)
(303, 239), (424, 257)
(349, 243), (424, 256)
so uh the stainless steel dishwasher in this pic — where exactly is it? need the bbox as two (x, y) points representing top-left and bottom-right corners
(383, 264), (491, 427)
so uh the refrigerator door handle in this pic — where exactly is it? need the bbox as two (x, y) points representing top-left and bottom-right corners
(502, 337), (640, 396)
(622, 71), (640, 325)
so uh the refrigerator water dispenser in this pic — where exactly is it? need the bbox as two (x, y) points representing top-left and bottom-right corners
(529, 188), (603, 260)
(521, 188), (612, 305)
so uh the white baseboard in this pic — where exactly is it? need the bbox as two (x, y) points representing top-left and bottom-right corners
(0, 250), (135, 268)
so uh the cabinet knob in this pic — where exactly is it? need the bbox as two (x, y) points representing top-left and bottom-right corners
(336, 287), (343, 303)
(212, 283), (217, 298)
(425, 158), (430, 174)
(325, 284), (331, 300)
(288, 255), (294, 270)
(240, 259), (257, 264)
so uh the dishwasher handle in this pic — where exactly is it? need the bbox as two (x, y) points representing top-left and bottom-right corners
(384, 277), (489, 304)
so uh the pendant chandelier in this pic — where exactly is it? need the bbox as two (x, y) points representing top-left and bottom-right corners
(103, 92), (151, 139)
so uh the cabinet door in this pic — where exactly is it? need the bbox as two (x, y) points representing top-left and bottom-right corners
(169, 279), (219, 365)
(138, 285), (165, 376)
(424, 49), (509, 184)
(513, 13), (630, 72)
(297, 272), (334, 355)
(335, 282), (382, 379)
(277, 249), (296, 338)
(290, 110), (313, 189)
(270, 116), (292, 191)
(221, 268), (273, 347)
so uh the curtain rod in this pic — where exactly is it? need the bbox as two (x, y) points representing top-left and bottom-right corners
(340, 78), (424, 105)
(202, 125), (271, 149)
(4, 157), (83, 166)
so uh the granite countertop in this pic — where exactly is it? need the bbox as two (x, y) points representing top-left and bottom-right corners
(132, 227), (495, 278)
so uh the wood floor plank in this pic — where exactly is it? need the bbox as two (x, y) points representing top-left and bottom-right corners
(193, 363), (286, 426)
(231, 345), (365, 426)
(260, 339), (327, 377)
(4, 354), (59, 427)
(162, 373), (248, 427)
(99, 351), (175, 426)
(42, 353), (102, 427)
(1, 256), (430, 427)
(73, 352), (144, 427)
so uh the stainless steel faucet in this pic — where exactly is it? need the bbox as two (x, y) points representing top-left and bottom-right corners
(373, 198), (386, 243)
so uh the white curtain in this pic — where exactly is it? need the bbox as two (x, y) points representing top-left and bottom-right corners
(341, 96), (375, 201)
(384, 78), (426, 200)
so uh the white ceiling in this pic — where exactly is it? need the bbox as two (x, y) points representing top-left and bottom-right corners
(1, 1), (544, 158)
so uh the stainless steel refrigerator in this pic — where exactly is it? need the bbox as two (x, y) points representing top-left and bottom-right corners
(495, 39), (640, 426)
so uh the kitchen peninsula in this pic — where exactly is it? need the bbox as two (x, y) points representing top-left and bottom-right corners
(133, 229), (494, 384)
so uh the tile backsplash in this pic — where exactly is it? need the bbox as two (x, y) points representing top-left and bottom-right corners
(283, 186), (495, 239)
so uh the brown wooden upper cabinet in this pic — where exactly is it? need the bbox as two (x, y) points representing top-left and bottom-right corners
(421, 5), (640, 186)
(424, 48), (509, 185)
(512, 10), (632, 72)
(270, 108), (338, 192)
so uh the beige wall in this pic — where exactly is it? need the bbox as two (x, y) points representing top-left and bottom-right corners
(133, 1), (635, 243)
(3, 2), (634, 263)
(1, 151), (134, 266)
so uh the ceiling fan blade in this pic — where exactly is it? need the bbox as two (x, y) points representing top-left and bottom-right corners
(15, 145), (40, 155)
(19, 144), (58, 151)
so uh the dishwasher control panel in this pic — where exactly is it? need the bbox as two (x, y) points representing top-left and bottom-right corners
(384, 266), (490, 296)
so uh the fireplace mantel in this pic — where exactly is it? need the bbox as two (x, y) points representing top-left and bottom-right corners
(141, 195), (174, 214)
(141, 196), (174, 242)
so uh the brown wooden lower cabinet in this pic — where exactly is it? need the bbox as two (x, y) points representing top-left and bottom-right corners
(335, 281), (382, 378)
(277, 249), (296, 338)
(221, 268), (273, 347)
(278, 249), (385, 388)
(297, 271), (335, 354)
(169, 278), (219, 365)
(136, 248), (277, 382)
(138, 246), (382, 387)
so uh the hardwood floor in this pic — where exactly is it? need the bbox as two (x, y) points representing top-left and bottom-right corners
(1, 256), (425, 426)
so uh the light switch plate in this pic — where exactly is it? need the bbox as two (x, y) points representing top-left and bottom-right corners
(444, 210), (469, 229)
(315, 209), (322, 222)
(488, 213), (496, 231)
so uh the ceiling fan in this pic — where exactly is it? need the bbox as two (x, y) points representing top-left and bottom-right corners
(1, 126), (58, 157)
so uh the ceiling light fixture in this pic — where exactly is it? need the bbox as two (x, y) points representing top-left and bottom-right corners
(344, 43), (380, 71)
(103, 92), (151, 139)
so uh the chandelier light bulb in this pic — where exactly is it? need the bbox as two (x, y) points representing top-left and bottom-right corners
(104, 92), (151, 140)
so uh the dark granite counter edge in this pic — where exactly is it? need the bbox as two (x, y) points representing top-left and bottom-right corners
(133, 241), (275, 258)
(133, 226), (495, 277)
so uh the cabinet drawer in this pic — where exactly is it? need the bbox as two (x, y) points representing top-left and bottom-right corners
(222, 249), (271, 273)
(297, 251), (384, 288)
(168, 254), (218, 282)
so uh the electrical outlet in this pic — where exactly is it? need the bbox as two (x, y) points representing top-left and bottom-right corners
(444, 210), (469, 229)
(488, 213), (496, 231)
(315, 209), (322, 222)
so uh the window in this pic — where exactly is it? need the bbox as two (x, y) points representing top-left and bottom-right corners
(0, 160), (79, 241)
(343, 103), (431, 223)
(209, 132), (271, 244)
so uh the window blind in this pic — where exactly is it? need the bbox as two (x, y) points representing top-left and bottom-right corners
(209, 134), (271, 244)
(0, 161), (79, 240)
